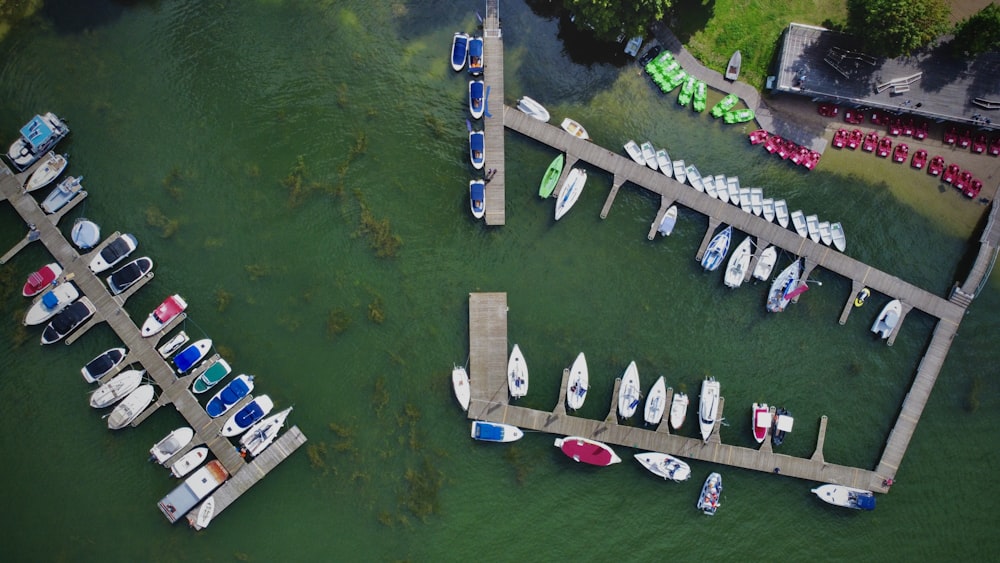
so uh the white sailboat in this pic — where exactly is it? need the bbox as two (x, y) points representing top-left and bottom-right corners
(507, 344), (528, 398)
(724, 236), (753, 288)
(565, 353), (588, 411)
(644, 376), (667, 426)
(617, 361), (641, 419)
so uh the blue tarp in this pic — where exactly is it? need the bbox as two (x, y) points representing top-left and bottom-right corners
(470, 181), (485, 200)
(474, 422), (503, 441)
(20, 115), (54, 150)
(856, 493), (877, 511)
(233, 400), (265, 428)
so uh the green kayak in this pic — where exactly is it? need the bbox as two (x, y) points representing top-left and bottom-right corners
(538, 153), (565, 198)
(711, 93), (739, 118)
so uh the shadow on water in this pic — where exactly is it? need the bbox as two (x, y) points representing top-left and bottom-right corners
(40, 0), (159, 34)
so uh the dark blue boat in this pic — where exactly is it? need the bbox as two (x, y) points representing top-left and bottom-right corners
(173, 339), (212, 373)
(470, 180), (485, 219)
(469, 80), (484, 119)
(468, 36), (483, 75)
(450, 32), (469, 72)
(469, 130), (484, 170)
(222, 395), (274, 437)
(205, 374), (254, 418)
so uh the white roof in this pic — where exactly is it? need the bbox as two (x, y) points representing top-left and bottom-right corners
(776, 415), (794, 432)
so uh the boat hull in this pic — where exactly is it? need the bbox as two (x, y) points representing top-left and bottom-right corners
(565, 352), (588, 410)
(635, 452), (691, 482)
(698, 378), (720, 442)
(555, 436), (621, 466)
(452, 366), (470, 411)
(669, 392), (688, 430)
(644, 376), (667, 426)
(617, 361), (641, 419)
(507, 344), (528, 398)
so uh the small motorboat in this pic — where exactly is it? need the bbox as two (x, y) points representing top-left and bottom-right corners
(727, 176), (741, 206)
(772, 408), (793, 445)
(469, 130), (485, 170)
(467, 35), (483, 75)
(623, 140), (644, 165)
(724, 236), (753, 288)
(725, 50), (741, 81)
(89, 369), (145, 409)
(738, 188), (751, 212)
(106, 383), (155, 430)
(818, 221), (833, 246)
(507, 344), (528, 399)
(635, 452), (691, 482)
(773, 199), (790, 228)
(141, 294), (188, 338)
(806, 214), (821, 243)
(686, 164), (704, 192)
(655, 149), (672, 177)
(640, 141), (658, 169)
(565, 352), (588, 411)
(173, 339), (212, 374)
(871, 299), (902, 340)
(88, 233), (138, 273)
(657, 205), (678, 237)
(41, 297), (95, 345)
(672, 160), (686, 184)
(240, 406), (294, 457)
(23, 281), (79, 326)
(81, 346), (128, 383)
(149, 427), (195, 465)
(697, 472), (723, 515)
(7, 113), (69, 171)
(206, 374), (255, 418)
(22, 262), (62, 297)
(471, 420), (524, 443)
(830, 222), (847, 252)
(553, 168), (587, 221)
(469, 180), (485, 220)
(159, 331), (189, 359)
(554, 436), (621, 466)
(468, 80), (484, 120)
(560, 117), (589, 140)
(790, 210), (807, 238)
(617, 361), (641, 419)
(854, 287), (870, 307)
(669, 392), (689, 430)
(450, 32), (469, 72)
(221, 394), (274, 437)
(702, 174), (718, 199)
(761, 198), (775, 223)
(516, 96), (550, 123)
(752, 246), (777, 281)
(701, 226), (732, 272)
(196, 497), (216, 529)
(644, 376), (667, 427)
(910, 149), (928, 170)
(752, 402), (770, 443)
(106, 256), (154, 295)
(192, 357), (232, 394)
(714, 174), (729, 203)
(811, 484), (876, 511)
(23, 152), (68, 192)
(70, 218), (100, 250)
(452, 366), (470, 411)
(698, 377), (720, 442)
(749, 188), (764, 216)
(170, 446), (208, 478)
(537, 153), (565, 198)
(40, 175), (84, 214)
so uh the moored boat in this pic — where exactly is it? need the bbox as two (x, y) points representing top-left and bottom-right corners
(749, 188), (764, 216)
(469, 130), (485, 170)
(40, 175), (84, 214)
(553, 168), (587, 221)
(471, 420), (524, 443)
(657, 205), (678, 236)
(107, 383), (155, 430)
(701, 225), (732, 272)
(22, 262), (62, 297)
(818, 221), (833, 246)
(70, 218), (100, 250)
(192, 357), (232, 394)
(90, 369), (145, 409)
(239, 406), (294, 456)
(738, 188), (751, 212)
(677, 75), (696, 107)
(725, 50), (741, 81)
(697, 472), (723, 515)
(7, 113), (69, 171)
(854, 288), (871, 307)
(772, 407), (793, 445)
(726, 176), (741, 205)
(672, 159), (686, 184)
(698, 377), (720, 442)
(702, 174), (718, 199)
(159, 460), (228, 524)
(712, 93), (739, 118)
(81, 346), (128, 383)
(23, 152), (68, 192)
(752, 402), (770, 443)
(752, 246), (777, 281)
(468, 80), (484, 120)
(88, 233), (138, 274)
(41, 297), (95, 345)
(467, 35), (483, 75)
(623, 140), (644, 165)
(748, 129), (768, 145)
(173, 339), (212, 374)
(517, 96), (550, 123)
(830, 222), (846, 252)
(640, 141), (658, 169)
(790, 210), (807, 237)
(450, 32), (469, 72)
(686, 164), (703, 192)
(669, 391), (689, 430)
(871, 299), (902, 340)
(560, 117), (589, 140)
(106, 256), (154, 295)
(221, 394), (274, 437)
(566, 352), (588, 410)
(141, 294), (187, 337)
(635, 452), (691, 482)
(761, 198), (775, 222)
(655, 149), (671, 177)
(766, 259), (802, 313)
(806, 214), (820, 243)
(169, 446), (208, 478)
(714, 174), (729, 202)
(23, 281), (79, 326)
(537, 153), (565, 198)
(205, 374), (255, 418)
(617, 361), (641, 419)
(149, 427), (195, 464)
(452, 365), (470, 411)
(469, 179), (485, 220)
(773, 199), (790, 228)
(811, 484), (876, 511)
(723, 236), (753, 288)
(507, 344), (528, 399)
(195, 497), (215, 529)
(692, 81), (707, 112)
(724, 108), (755, 124)
(554, 436), (621, 466)
(644, 376), (667, 426)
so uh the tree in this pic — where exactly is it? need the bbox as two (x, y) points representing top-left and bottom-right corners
(951, 3), (1000, 57)
(564, 0), (672, 43)
(846, 0), (950, 57)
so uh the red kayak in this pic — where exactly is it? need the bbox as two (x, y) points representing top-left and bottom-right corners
(554, 436), (621, 466)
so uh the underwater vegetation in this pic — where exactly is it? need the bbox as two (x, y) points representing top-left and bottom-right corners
(144, 206), (179, 238)
(214, 289), (231, 313)
(353, 190), (401, 258)
(326, 308), (352, 338)
(965, 375), (982, 413)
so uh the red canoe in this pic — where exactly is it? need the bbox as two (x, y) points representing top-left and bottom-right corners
(554, 436), (622, 466)
(23, 262), (62, 297)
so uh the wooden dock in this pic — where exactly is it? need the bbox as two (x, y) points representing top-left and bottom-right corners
(482, 0), (505, 225)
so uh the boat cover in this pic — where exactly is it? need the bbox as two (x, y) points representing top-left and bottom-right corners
(474, 422), (503, 441)
(174, 344), (205, 372)
(776, 415), (794, 432)
(20, 115), (54, 150)
(856, 493), (877, 510)
(101, 237), (131, 262)
(233, 401), (266, 429)
(41, 291), (60, 309)
(470, 132), (484, 152)
(471, 182), (485, 201)
(219, 378), (250, 406)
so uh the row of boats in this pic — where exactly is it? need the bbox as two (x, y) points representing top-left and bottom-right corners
(453, 32), (489, 219)
(643, 50), (755, 124)
(749, 129), (821, 171)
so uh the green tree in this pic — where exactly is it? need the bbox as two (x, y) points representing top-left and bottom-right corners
(564, 0), (672, 43)
(951, 3), (1000, 57)
(846, 0), (950, 57)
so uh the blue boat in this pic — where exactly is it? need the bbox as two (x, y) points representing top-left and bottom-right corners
(222, 395), (274, 437)
(173, 339), (212, 373)
(469, 130), (484, 170)
(470, 180), (485, 219)
(470, 421), (524, 443)
(469, 80), (485, 119)
(467, 36), (483, 75)
(450, 32), (469, 72)
(6, 112), (70, 171)
(700, 226), (732, 271)
(205, 374), (254, 418)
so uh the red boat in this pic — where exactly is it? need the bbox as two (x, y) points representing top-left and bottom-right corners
(888, 118), (902, 136)
(955, 170), (972, 192)
(989, 135), (1000, 156)
(913, 121), (929, 140)
(958, 129), (972, 148)
(789, 145), (807, 164)
(892, 143), (909, 163)
(844, 108), (864, 124)
(554, 436), (621, 466)
(22, 262), (62, 297)
(902, 118), (915, 136)
(943, 126), (958, 145)
(749, 129), (769, 145)
(910, 149), (928, 169)
(818, 103), (839, 117)
(764, 134), (783, 154)
(752, 403), (770, 443)
(141, 294), (189, 337)
(942, 163), (960, 184)
(802, 150), (821, 170)
(871, 110), (887, 125)
(971, 133), (987, 154)
(832, 128), (848, 148)
(862, 131), (879, 152)
(876, 136), (892, 158)
(966, 178), (983, 198)
(848, 129), (863, 150)
(778, 139), (796, 160)
(927, 155), (945, 176)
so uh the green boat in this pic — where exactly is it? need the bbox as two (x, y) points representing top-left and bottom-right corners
(711, 94), (739, 118)
(191, 358), (232, 394)
(724, 108), (756, 124)
(677, 76), (696, 107)
(692, 81), (707, 113)
(538, 153), (565, 198)
(662, 68), (687, 93)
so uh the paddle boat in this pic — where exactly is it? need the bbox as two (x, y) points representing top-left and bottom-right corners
(88, 233), (138, 273)
(40, 175), (84, 214)
(957, 128), (972, 149)
(565, 352), (588, 411)
(141, 294), (187, 337)
(23, 152), (67, 192)
(635, 452), (691, 482)
(467, 35), (483, 75)
(507, 344), (528, 399)
(450, 32), (469, 72)
(23, 281), (79, 326)
(832, 128), (848, 148)
(811, 484), (876, 511)
(192, 357), (232, 394)
(965, 178), (983, 199)
(221, 395), (275, 437)
(537, 153), (564, 198)
(22, 262), (62, 297)
(701, 226), (732, 272)
(712, 94), (739, 118)
(847, 129), (863, 149)
(81, 347), (127, 383)
(469, 130), (485, 170)
(617, 361), (641, 419)
(943, 125), (958, 145)
(752, 402), (770, 443)
(468, 80), (484, 119)
(817, 102), (838, 117)
(553, 168), (587, 221)
(861, 131), (878, 152)
(451, 366), (470, 411)
(748, 129), (768, 145)
(644, 376), (667, 427)
(697, 472), (723, 515)
(910, 149), (928, 170)
(41, 297), (95, 344)
(239, 406), (294, 457)
(766, 259), (802, 313)
(844, 108), (865, 124)
(871, 299), (902, 340)
(677, 76), (696, 107)
(469, 180), (485, 220)
(876, 136), (892, 158)
(206, 374), (255, 418)
(554, 436), (621, 466)
(669, 392), (688, 430)
(106, 256), (153, 295)
(106, 383), (155, 430)
(942, 163), (960, 184)
(772, 407), (793, 445)
(560, 117), (589, 140)
(955, 170), (972, 194)
(724, 236), (753, 288)
(516, 96), (550, 122)
(893, 143), (909, 163)
(927, 155), (945, 177)
(698, 377), (720, 442)
(657, 205), (678, 236)
(724, 108), (755, 124)
(6, 112), (69, 171)
(471, 420), (524, 443)
(692, 81), (707, 112)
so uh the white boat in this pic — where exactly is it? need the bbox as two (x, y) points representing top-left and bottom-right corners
(669, 392), (689, 430)
(566, 352), (588, 411)
(752, 246), (778, 281)
(149, 427), (195, 464)
(469, 179), (485, 220)
(623, 140), (644, 165)
(640, 141), (658, 169)
(517, 96), (550, 123)
(871, 299), (902, 339)
(617, 361), (641, 419)
(467, 35), (483, 75)
(469, 80), (485, 120)
(196, 496), (216, 528)
(657, 205), (678, 236)
(634, 452), (691, 482)
(40, 297), (95, 345)
(173, 339), (212, 374)
(738, 188), (751, 212)
(749, 188), (764, 216)
(766, 259), (803, 313)
(806, 214), (821, 243)
(81, 347), (127, 383)
(644, 376), (667, 426)
(170, 446), (208, 478)
(507, 344), (528, 399)
(470, 420), (524, 443)
(774, 199), (790, 228)
(71, 219), (100, 250)
(830, 222), (847, 252)
(206, 374), (254, 418)
(725, 50), (742, 81)
(239, 406), (294, 457)
(158, 331), (189, 358)
(810, 484), (877, 511)
(624, 35), (643, 56)
(697, 472), (723, 515)
(698, 377), (720, 442)
(107, 383), (155, 430)
(672, 160), (686, 184)
(554, 168), (587, 221)
(702, 173), (718, 198)
(560, 117), (589, 140)
(141, 294), (188, 337)
(23, 152), (67, 192)
(40, 175), (84, 214)
(723, 236), (753, 288)
(450, 32), (469, 72)
(655, 149), (672, 177)
(452, 365), (470, 411)
(90, 369), (145, 409)
(7, 113), (69, 171)
(23, 281), (79, 326)
(726, 176), (741, 205)
(752, 402), (770, 443)
(701, 225), (732, 271)
(88, 233), (138, 273)
(791, 210), (807, 237)
(221, 394), (275, 437)
(818, 221), (833, 245)
(714, 174), (729, 202)
(761, 198), (775, 222)
(686, 164), (704, 192)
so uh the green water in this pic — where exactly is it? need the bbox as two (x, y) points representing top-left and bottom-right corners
(0, 1), (997, 560)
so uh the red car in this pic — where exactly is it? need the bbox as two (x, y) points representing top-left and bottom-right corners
(927, 155), (945, 176)
(892, 143), (909, 163)
(862, 131), (879, 152)
(910, 149), (928, 169)
(971, 133), (987, 154)
(832, 128), (848, 148)
(876, 136), (892, 158)
(848, 129), (863, 150)
(942, 163), (960, 184)
(818, 103), (839, 117)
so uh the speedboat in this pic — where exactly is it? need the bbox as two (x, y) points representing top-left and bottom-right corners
(766, 259), (802, 313)
(23, 152), (67, 192)
(71, 218), (100, 250)
(450, 32), (469, 72)
(170, 446), (208, 478)
(772, 407), (793, 445)
(640, 141), (658, 169)
(7, 113), (69, 171)
(701, 226), (732, 272)
(469, 130), (485, 170)
(538, 153), (565, 198)
(467, 35), (483, 75)
(560, 117), (589, 140)
(565, 352), (588, 411)
(89, 369), (145, 409)
(623, 140), (644, 165)
(672, 159), (686, 184)
(752, 246), (777, 281)
(23, 281), (79, 326)
(635, 452), (691, 482)
(22, 262), (62, 297)
(726, 176), (741, 205)
(507, 344), (528, 399)
(517, 96), (550, 123)
(818, 221), (833, 246)
(554, 436), (621, 466)
(685, 164), (703, 192)
(773, 199), (790, 228)
(469, 180), (485, 220)
(553, 168), (587, 221)
(749, 188), (764, 216)
(723, 236), (753, 288)
(240, 406), (295, 456)
(698, 377), (720, 442)
(81, 346), (127, 383)
(149, 427), (194, 464)
(655, 149), (671, 177)
(830, 222), (846, 252)
(644, 376), (667, 426)
(191, 358), (232, 394)
(221, 394), (274, 437)
(107, 383), (155, 429)
(810, 484), (876, 511)
(752, 402), (770, 443)
(790, 210), (807, 237)
(854, 288), (870, 307)
(206, 374), (255, 418)
(871, 299), (902, 339)
(40, 175), (84, 214)
(805, 214), (820, 243)
(697, 472), (723, 515)
(88, 233), (138, 273)
(657, 205), (678, 236)
(469, 80), (484, 119)
(141, 294), (188, 337)
(471, 420), (524, 443)
(452, 366), (470, 411)
(173, 339), (212, 373)
(761, 198), (775, 222)
(617, 361), (641, 419)
(106, 256), (154, 295)
(669, 392), (689, 430)
(41, 297), (95, 345)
